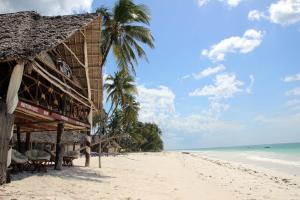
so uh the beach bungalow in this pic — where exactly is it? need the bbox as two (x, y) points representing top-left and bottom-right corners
(0, 11), (103, 184)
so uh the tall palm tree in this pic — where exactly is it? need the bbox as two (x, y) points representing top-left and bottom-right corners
(96, 0), (154, 123)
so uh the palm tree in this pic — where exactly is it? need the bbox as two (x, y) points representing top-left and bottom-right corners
(123, 94), (140, 125)
(105, 71), (137, 114)
(105, 71), (140, 138)
(97, 0), (154, 73)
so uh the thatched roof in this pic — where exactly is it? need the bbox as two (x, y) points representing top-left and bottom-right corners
(107, 141), (121, 149)
(13, 132), (85, 144)
(0, 11), (97, 61)
(0, 11), (103, 109)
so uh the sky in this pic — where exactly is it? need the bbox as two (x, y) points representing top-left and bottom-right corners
(1, 0), (300, 149)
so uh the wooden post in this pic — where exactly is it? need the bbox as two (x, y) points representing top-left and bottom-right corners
(16, 126), (21, 152)
(98, 136), (102, 168)
(85, 130), (91, 167)
(0, 102), (14, 185)
(55, 122), (64, 170)
(25, 132), (31, 152)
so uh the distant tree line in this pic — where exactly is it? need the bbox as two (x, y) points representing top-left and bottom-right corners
(93, 71), (163, 152)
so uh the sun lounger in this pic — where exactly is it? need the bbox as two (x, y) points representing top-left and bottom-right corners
(11, 149), (29, 172)
(44, 149), (56, 166)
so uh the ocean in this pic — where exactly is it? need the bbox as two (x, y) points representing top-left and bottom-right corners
(182, 143), (300, 176)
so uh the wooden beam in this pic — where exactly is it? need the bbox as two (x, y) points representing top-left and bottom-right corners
(16, 120), (57, 126)
(35, 57), (83, 91)
(79, 30), (86, 38)
(17, 101), (90, 129)
(32, 61), (90, 108)
(62, 42), (86, 69)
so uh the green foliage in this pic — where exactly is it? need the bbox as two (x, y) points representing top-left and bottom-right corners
(104, 71), (138, 115)
(125, 122), (164, 152)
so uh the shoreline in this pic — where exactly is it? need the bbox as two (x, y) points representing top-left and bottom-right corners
(181, 150), (300, 176)
(1, 152), (300, 200)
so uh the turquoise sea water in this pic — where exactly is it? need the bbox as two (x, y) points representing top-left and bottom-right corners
(180, 143), (300, 175)
(188, 142), (300, 156)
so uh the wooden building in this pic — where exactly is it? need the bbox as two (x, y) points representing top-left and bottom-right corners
(0, 11), (103, 184)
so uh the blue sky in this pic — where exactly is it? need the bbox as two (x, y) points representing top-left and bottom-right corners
(2, 0), (300, 149)
(96, 0), (300, 149)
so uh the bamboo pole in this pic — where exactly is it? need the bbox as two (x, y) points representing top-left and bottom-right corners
(83, 29), (91, 101)
(62, 42), (86, 69)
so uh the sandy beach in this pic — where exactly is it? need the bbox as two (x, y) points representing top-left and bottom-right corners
(1, 152), (300, 200)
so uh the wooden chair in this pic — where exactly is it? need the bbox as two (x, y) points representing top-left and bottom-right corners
(63, 151), (79, 167)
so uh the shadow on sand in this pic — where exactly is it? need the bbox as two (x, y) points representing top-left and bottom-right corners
(11, 165), (115, 183)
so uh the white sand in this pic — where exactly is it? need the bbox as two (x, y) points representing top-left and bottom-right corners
(1, 152), (300, 200)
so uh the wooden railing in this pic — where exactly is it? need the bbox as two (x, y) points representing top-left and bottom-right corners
(18, 72), (89, 124)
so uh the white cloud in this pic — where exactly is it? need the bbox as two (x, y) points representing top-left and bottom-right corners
(283, 73), (300, 82)
(269, 0), (300, 26)
(207, 100), (230, 114)
(202, 29), (264, 62)
(0, 0), (93, 16)
(246, 74), (255, 94)
(181, 75), (191, 80)
(189, 73), (244, 99)
(198, 0), (210, 7)
(285, 99), (300, 110)
(165, 114), (243, 135)
(227, 0), (242, 7)
(137, 85), (243, 135)
(197, 0), (243, 8)
(255, 113), (300, 129)
(248, 10), (266, 21)
(181, 64), (225, 80)
(193, 65), (226, 79)
(249, 0), (300, 26)
(137, 85), (176, 123)
(286, 87), (300, 96)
